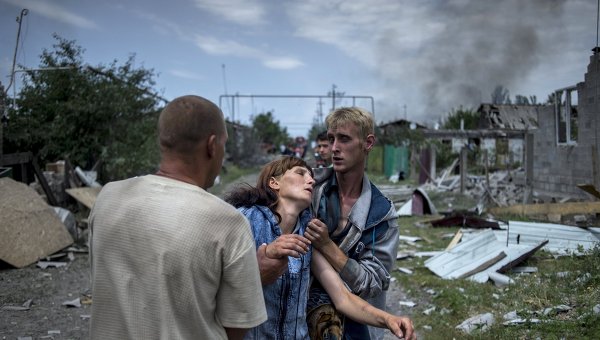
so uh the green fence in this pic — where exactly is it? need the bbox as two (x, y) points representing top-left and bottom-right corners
(383, 145), (409, 179)
(367, 145), (384, 174)
(366, 145), (410, 178)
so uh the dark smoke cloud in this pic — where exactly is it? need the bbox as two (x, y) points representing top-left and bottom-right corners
(376, 0), (568, 125)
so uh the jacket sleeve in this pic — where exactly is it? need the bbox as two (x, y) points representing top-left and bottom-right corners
(338, 217), (399, 299)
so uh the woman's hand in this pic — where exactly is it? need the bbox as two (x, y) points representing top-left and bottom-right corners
(265, 234), (311, 259)
(304, 218), (332, 250)
(384, 314), (416, 340)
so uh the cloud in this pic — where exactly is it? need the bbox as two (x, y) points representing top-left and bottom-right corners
(194, 35), (258, 56)
(263, 57), (304, 70)
(169, 69), (204, 80)
(131, 9), (186, 39)
(131, 6), (303, 71)
(1, 0), (98, 29)
(194, 34), (303, 70)
(192, 0), (266, 26)
(286, 1), (428, 68)
(286, 0), (595, 125)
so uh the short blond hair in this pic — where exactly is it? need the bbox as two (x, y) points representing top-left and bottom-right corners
(326, 107), (374, 141)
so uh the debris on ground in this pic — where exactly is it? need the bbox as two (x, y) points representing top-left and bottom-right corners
(0, 178), (74, 268)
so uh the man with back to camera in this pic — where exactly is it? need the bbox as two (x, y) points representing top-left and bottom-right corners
(304, 107), (400, 340)
(89, 95), (267, 340)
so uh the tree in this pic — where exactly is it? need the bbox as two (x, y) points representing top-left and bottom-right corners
(307, 122), (326, 143)
(250, 111), (290, 147)
(376, 124), (425, 148)
(4, 34), (163, 182)
(514, 94), (537, 105)
(441, 107), (479, 130)
(491, 85), (511, 104)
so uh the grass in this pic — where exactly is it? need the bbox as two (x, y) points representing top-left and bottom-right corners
(369, 175), (600, 338)
(208, 164), (261, 197)
(393, 190), (600, 339)
(220, 169), (600, 338)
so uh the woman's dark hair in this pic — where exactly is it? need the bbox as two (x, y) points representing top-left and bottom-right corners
(224, 156), (313, 223)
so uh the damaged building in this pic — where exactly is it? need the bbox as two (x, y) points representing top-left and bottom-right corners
(530, 48), (600, 199)
(475, 103), (540, 166)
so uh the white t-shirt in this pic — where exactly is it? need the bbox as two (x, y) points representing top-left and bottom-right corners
(89, 175), (266, 339)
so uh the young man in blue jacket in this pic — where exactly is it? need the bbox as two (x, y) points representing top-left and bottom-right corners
(305, 107), (400, 340)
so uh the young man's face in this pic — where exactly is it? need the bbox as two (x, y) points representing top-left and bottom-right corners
(316, 139), (332, 164)
(327, 123), (373, 174)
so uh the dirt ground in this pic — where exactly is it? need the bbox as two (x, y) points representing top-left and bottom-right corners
(0, 252), (92, 340)
(0, 252), (414, 340)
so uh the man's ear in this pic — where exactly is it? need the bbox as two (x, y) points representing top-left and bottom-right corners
(365, 134), (375, 151)
(207, 134), (217, 157)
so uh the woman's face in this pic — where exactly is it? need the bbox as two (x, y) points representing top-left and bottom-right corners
(270, 165), (314, 209)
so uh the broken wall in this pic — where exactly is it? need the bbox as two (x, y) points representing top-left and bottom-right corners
(532, 51), (600, 199)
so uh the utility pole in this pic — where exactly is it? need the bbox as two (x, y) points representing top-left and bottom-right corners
(3, 8), (28, 166)
(331, 84), (337, 111)
(316, 98), (324, 126)
(403, 104), (407, 120)
(7, 9), (28, 94)
(1, 82), (5, 165)
(328, 84), (345, 112)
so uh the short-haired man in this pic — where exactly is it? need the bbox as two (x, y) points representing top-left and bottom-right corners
(89, 95), (267, 340)
(315, 130), (332, 168)
(305, 107), (400, 340)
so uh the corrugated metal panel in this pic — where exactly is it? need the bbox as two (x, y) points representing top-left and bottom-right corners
(424, 229), (545, 282)
(468, 240), (547, 283)
(495, 221), (600, 255)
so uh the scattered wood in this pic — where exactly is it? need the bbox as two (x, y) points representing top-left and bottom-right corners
(431, 214), (500, 229)
(577, 183), (600, 199)
(445, 230), (463, 250)
(66, 187), (102, 210)
(488, 201), (600, 216)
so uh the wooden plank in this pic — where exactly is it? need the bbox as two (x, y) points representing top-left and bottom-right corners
(577, 184), (600, 199)
(31, 155), (58, 206)
(488, 201), (600, 216)
(445, 230), (463, 250)
(0, 152), (32, 166)
(66, 187), (102, 209)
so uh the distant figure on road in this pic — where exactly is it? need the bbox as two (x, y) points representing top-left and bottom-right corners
(89, 95), (266, 340)
(314, 130), (332, 168)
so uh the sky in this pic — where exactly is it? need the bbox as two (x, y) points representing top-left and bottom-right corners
(0, 0), (598, 138)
